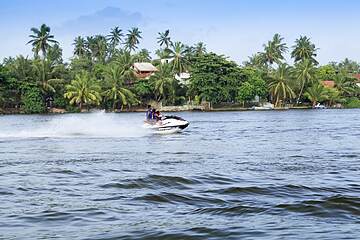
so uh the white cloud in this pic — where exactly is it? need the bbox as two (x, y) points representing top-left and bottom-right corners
(56, 6), (145, 36)
(53, 6), (147, 61)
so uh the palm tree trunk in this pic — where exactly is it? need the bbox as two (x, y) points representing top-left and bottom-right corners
(113, 101), (116, 112)
(79, 102), (83, 111)
(41, 47), (46, 60)
(172, 89), (176, 105)
(275, 96), (279, 107)
(297, 80), (305, 105)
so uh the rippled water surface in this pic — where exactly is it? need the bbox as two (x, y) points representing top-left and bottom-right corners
(0, 110), (359, 240)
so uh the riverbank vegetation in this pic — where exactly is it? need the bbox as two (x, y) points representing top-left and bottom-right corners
(0, 24), (359, 113)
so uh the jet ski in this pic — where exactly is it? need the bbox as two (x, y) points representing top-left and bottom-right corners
(143, 115), (189, 134)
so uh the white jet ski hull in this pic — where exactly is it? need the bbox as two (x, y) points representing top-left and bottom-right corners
(143, 116), (189, 134)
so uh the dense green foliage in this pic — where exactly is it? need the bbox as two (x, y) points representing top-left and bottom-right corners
(188, 53), (242, 104)
(344, 97), (360, 108)
(236, 68), (267, 105)
(0, 25), (359, 113)
(22, 87), (46, 113)
(64, 71), (102, 110)
(304, 84), (327, 107)
(268, 64), (296, 107)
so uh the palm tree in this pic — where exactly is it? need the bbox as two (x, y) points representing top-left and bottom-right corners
(134, 49), (151, 62)
(304, 84), (327, 107)
(73, 36), (87, 57)
(64, 71), (101, 110)
(33, 60), (63, 96)
(168, 41), (188, 74)
(103, 65), (137, 110)
(293, 59), (316, 104)
(86, 35), (107, 63)
(263, 33), (287, 66)
(291, 36), (318, 64)
(115, 51), (136, 84)
(269, 64), (295, 107)
(107, 27), (123, 48)
(124, 28), (142, 53)
(334, 72), (358, 96)
(8, 55), (33, 83)
(194, 42), (207, 56)
(95, 35), (108, 63)
(243, 53), (267, 69)
(338, 58), (360, 73)
(47, 43), (63, 64)
(150, 63), (176, 103)
(157, 30), (172, 49)
(184, 45), (195, 57)
(27, 24), (58, 58)
(155, 49), (171, 60)
(86, 36), (97, 61)
(323, 87), (343, 107)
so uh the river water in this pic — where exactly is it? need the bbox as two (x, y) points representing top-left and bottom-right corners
(0, 110), (359, 239)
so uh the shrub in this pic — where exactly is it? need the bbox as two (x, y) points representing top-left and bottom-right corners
(22, 88), (46, 114)
(344, 97), (360, 108)
(53, 95), (68, 108)
(65, 105), (81, 113)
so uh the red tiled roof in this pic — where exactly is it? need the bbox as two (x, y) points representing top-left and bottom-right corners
(353, 74), (360, 81)
(321, 80), (335, 88)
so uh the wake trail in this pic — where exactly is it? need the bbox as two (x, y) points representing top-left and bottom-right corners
(0, 111), (148, 138)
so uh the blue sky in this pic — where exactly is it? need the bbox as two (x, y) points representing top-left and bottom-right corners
(1, 0), (360, 64)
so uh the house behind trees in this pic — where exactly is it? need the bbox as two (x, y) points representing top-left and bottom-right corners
(132, 62), (158, 79)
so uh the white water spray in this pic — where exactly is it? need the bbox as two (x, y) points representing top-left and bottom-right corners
(0, 111), (148, 138)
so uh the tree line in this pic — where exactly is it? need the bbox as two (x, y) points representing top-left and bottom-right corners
(0, 24), (359, 113)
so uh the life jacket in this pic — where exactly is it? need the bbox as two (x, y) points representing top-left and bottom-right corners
(152, 112), (157, 120)
(146, 109), (152, 120)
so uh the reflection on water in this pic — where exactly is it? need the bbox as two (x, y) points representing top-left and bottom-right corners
(0, 110), (359, 239)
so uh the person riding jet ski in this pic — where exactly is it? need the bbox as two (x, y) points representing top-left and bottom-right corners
(145, 105), (152, 121)
(145, 106), (158, 124)
(143, 106), (189, 133)
(155, 111), (163, 122)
